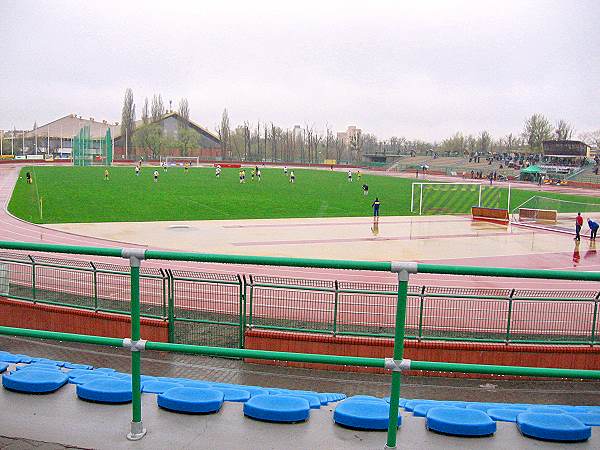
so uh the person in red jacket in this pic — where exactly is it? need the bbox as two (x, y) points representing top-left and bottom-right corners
(575, 212), (583, 241)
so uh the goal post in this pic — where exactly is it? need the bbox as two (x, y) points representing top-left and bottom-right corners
(411, 182), (508, 216)
(161, 156), (200, 166)
(511, 196), (600, 235)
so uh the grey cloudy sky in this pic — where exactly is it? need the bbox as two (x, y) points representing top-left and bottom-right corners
(1, 0), (598, 141)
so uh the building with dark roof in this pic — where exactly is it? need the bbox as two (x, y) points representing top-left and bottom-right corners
(113, 111), (221, 160)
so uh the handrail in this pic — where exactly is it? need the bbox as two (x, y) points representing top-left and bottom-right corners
(1, 240), (600, 448)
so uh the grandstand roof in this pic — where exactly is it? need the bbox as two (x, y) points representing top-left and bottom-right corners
(24, 115), (119, 139)
(113, 111), (220, 143)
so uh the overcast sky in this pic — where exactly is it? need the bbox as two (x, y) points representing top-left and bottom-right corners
(1, 0), (598, 141)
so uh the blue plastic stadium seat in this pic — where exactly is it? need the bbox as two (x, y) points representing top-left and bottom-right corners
(426, 407), (496, 437)
(93, 367), (117, 374)
(334, 399), (401, 430)
(566, 413), (600, 426)
(0, 353), (24, 363)
(143, 381), (183, 394)
(280, 393), (321, 409)
(487, 408), (525, 422)
(70, 373), (114, 385)
(31, 358), (65, 367)
(213, 387), (251, 402)
(12, 355), (33, 364)
(2, 369), (68, 393)
(16, 364), (61, 372)
(158, 387), (224, 414)
(77, 378), (133, 403)
(63, 362), (93, 370)
(414, 403), (459, 417)
(241, 387), (269, 397)
(517, 413), (591, 442)
(180, 380), (212, 389)
(527, 406), (565, 414)
(466, 402), (507, 412)
(0, 363), (7, 373)
(66, 369), (98, 379)
(244, 395), (310, 423)
(404, 400), (438, 412)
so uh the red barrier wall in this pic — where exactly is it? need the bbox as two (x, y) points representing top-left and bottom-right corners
(244, 329), (600, 378)
(0, 297), (168, 342)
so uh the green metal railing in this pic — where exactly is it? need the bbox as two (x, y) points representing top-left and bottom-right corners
(0, 241), (600, 448)
(3, 251), (600, 347)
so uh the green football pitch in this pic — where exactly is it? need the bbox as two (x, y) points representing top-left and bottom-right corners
(8, 166), (600, 224)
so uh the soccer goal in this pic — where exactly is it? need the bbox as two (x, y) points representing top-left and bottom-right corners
(511, 196), (600, 235)
(160, 156), (200, 167)
(411, 182), (507, 215)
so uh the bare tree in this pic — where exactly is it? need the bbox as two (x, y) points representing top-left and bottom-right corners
(579, 130), (600, 149)
(142, 98), (149, 125)
(121, 88), (136, 152)
(522, 114), (553, 150)
(178, 98), (190, 122)
(555, 120), (574, 141)
(478, 130), (491, 153)
(217, 109), (231, 160)
(151, 94), (164, 121)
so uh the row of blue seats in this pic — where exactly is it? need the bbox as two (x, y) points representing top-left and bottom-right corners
(2, 351), (597, 441)
(0, 351), (345, 423)
(333, 395), (597, 442)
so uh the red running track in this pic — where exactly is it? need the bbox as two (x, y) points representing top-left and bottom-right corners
(1, 164), (598, 293)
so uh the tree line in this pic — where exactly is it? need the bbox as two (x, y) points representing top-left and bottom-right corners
(121, 89), (600, 162)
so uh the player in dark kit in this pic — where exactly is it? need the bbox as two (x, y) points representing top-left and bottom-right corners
(372, 197), (380, 221)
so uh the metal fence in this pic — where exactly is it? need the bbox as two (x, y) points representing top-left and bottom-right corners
(2, 251), (600, 347)
(1, 241), (600, 448)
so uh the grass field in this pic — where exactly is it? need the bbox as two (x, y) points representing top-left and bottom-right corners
(8, 165), (600, 224)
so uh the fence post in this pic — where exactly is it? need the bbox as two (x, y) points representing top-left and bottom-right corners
(167, 270), (175, 344)
(28, 255), (36, 301)
(248, 275), (254, 328)
(160, 268), (167, 320)
(417, 286), (425, 340)
(333, 280), (339, 335)
(505, 289), (515, 343)
(591, 291), (600, 346)
(385, 262), (416, 449)
(238, 274), (244, 349)
(123, 248), (147, 441)
(90, 262), (98, 311)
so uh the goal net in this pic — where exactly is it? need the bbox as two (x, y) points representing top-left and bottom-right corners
(72, 126), (113, 166)
(411, 183), (504, 215)
(161, 156), (200, 166)
(511, 196), (600, 234)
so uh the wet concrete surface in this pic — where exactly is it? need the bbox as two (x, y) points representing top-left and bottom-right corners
(2, 335), (600, 406)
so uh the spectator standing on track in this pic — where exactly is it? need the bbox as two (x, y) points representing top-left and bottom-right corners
(153, 170), (159, 182)
(362, 184), (369, 196)
(372, 197), (380, 222)
(575, 212), (583, 241)
(588, 218), (599, 240)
